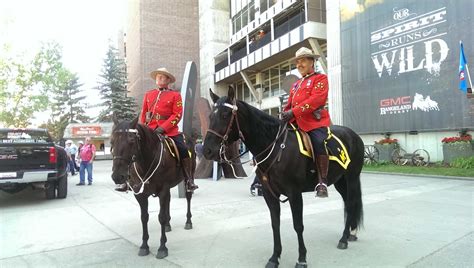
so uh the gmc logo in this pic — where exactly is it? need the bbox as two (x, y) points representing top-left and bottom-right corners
(0, 155), (18, 160)
(380, 96), (411, 107)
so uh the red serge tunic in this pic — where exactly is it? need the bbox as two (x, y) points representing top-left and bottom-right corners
(283, 73), (331, 132)
(139, 88), (183, 137)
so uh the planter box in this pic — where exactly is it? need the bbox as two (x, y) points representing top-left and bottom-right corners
(442, 142), (474, 164)
(375, 144), (398, 162)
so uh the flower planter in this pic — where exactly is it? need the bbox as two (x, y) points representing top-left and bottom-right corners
(442, 142), (474, 164)
(374, 144), (398, 162)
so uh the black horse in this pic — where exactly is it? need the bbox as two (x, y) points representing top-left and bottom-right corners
(111, 116), (194, 259)
(203, 87), (364, 268)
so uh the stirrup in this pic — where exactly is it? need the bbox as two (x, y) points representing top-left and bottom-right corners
(315, 183), (328, 198)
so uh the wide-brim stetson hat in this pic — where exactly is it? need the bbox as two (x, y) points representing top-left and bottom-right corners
(292, 47), (320, 62)
(150, 67), (176, 83)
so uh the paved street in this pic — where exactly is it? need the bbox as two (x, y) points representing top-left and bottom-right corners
(1, 160), (473, 268)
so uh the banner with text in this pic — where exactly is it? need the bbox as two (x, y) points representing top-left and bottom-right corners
(340, 0), (474, 133)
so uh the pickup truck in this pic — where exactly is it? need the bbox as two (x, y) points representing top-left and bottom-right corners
(0, 128), (68, 199)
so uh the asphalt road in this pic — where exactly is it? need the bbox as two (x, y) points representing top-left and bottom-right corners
(0, 160), (473, 267)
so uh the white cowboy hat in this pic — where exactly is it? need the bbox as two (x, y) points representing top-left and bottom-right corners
(149, 67), (176, 83)
(293, 47), (320, 62)
(66, 140), (73, 144)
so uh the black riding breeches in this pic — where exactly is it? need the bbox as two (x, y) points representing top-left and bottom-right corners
(308, 127), (329, 155)
(170, 134), (189, 159)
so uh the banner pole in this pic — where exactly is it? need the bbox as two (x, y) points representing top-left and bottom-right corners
(465, 63), (474, 90)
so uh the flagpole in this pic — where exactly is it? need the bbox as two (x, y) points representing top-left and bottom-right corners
(465, 63), (474, 90)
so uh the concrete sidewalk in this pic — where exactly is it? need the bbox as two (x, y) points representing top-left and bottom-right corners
(1, 160), (473, 267)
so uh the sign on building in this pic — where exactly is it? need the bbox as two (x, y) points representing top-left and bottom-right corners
(340, 0), (474, 133)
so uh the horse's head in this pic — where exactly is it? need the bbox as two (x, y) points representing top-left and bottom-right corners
(203, 86), (242, 161)
(110, 115), (140, 185)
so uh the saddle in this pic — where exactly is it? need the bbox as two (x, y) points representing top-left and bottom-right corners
(289, 124), (351, 169)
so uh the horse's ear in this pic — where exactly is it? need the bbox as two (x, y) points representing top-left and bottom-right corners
(112, 112), (119, 126)
(228, 86), (235, 103)
(209, 88), (219, 103)
(130, 116), (139, 128)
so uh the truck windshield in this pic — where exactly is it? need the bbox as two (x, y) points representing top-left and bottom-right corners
(0, 130), (52, 144)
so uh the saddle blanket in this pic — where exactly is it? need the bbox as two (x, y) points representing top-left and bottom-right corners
(292, 125), (351, 169)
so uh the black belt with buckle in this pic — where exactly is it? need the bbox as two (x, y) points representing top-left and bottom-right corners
(154, 114), (170, 120)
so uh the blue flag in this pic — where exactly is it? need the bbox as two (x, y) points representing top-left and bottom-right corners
(459, 41), (468, 93)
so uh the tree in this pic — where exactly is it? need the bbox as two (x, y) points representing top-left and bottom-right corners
(0, 42), (66, 127)
(97, 45), (136, 122)
(47, 71), (90, 141)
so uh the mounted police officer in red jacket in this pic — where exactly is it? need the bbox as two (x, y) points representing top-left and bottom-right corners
(115, 67), (198, 192)
(281, 47), (331, 198)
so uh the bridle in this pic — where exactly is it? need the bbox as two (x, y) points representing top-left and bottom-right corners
(206, 100), (288, 178)
(206, 102), (245, 145)
(112, 128), (164, 195)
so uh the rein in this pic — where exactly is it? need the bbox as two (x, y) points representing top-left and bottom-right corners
(207, 101), (291, 202)
(112, 128), (165, 195)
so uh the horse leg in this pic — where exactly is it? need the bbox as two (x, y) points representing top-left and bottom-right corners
(334, 178), (349, 249)
(135, 194), (150, 256)
(289, 193), (307, 268)
(263, 189), (282, 268)
(165, 196), (172, 232)
(184, 191), (193, 230)
(156, 188), (171, 259)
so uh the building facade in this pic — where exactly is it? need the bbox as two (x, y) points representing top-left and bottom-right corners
(200, 0), (327, 116)
(126, 0), (200, 103)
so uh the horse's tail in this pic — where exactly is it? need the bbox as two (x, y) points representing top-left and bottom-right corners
(346, 171), (364, 230)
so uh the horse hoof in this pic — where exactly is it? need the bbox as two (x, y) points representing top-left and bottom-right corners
(184, 223), (193, 230)
(165, 225), (172, 232)
(337, 241), (348, 249)
(295, 262), (307, 268)
(348, 234), (358, 241)
(138, 248), (150, 256)
(156, 249), (168, 259)
(265, 261), (279, 268)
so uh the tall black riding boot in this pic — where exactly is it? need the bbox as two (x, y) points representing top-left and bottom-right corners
(315, 155), (329, 198)
(182, 158), (198, 192)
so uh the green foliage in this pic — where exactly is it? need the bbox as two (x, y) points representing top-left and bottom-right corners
(450, 156), (474, 169)
(0, 42), (65, 127)
(47, 71), (91, 141)
(363, 162), (474, 177)
(97, 44), (136, 122)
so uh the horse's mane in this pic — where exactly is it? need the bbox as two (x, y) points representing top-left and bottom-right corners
(113, 119), (160, 146)
(226, 98), (282, 151)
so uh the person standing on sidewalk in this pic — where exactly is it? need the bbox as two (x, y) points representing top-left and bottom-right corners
(65, 140), (76, 176)
(78, 137), (96, 186)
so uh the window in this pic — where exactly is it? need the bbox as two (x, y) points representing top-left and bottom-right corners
(270, 68), (280, 96)
(242, 8), (248, 29)
(249, 2), (255, 21)
(260, 0), (269, 13)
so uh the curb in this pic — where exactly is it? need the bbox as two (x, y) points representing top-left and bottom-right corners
(362, 171), (474, 181)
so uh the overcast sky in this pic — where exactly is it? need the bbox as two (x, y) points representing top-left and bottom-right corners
(0, 0), (127, 123)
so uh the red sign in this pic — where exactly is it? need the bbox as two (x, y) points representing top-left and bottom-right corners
(72, 126), (102, 136)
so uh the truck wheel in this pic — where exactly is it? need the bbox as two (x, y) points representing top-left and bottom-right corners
(57, 174), (68, 199)
(45, 182), (56, 199)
